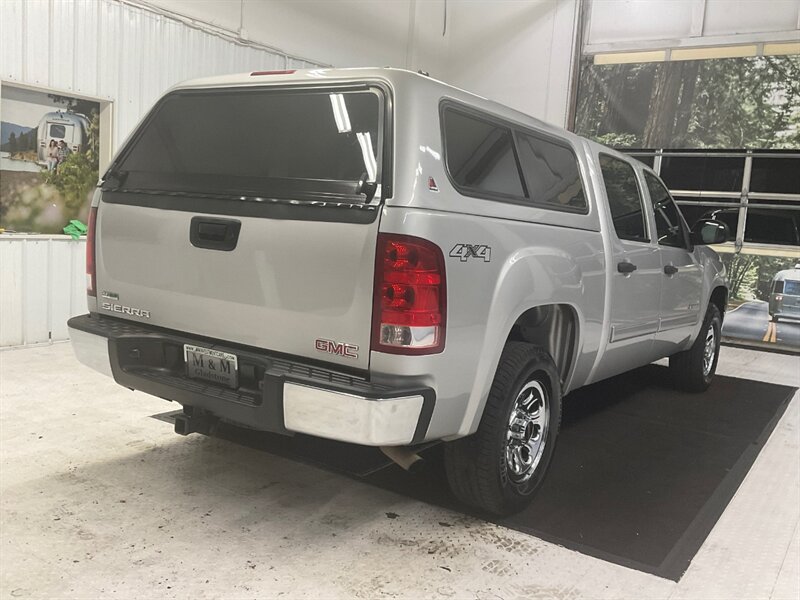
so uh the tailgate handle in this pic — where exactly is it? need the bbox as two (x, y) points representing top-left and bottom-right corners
(190, 217), (242, 251)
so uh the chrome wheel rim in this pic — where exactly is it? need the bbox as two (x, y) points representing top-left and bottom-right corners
(703, 323), (716, 377)
(505, 379), (548, 485)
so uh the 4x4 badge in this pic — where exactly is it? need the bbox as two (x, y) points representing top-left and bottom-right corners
(449, 244), (491, 263)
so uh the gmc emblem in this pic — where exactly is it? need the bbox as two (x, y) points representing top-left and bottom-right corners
(315, 338), (359, 359)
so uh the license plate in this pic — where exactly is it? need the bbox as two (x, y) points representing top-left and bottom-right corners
(184, 344), (238, 389)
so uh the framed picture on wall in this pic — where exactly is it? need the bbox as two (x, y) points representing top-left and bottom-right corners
(0, 83), (111, 235)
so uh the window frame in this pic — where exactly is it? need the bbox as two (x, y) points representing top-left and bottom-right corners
(439, 100), (590, 215)
(598, 152), (651, 244)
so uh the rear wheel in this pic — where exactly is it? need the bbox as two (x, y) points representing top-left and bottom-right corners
(444, 342), (561, 516)
(669, 303), (722, 392)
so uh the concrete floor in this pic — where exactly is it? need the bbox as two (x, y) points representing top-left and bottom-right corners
(1, 343), (798, 600)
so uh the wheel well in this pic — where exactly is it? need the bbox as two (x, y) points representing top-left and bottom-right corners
(710, 286), (728, 318)
(506, 304), (577, 384)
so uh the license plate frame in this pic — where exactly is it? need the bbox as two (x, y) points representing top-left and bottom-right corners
(184, 344), (238, 389)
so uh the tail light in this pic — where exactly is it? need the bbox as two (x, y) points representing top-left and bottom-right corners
(86, 206), (97, 297)
(372, 233), (446, 355)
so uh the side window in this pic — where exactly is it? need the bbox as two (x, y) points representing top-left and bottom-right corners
(599, 154), (648, 242)
(645, 172), (688, 248)
(442, 109), (524, 198)
(516, 133), (587, 211)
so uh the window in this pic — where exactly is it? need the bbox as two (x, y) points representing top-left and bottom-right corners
(599, 155), (648, 242)
(750, 157), (800, 195)
(114, 88), (383, 201)
(645, 172), (688, 248)
(659, 155), (745, 192)
(784, 280), (800, 296)
(442, 109), (524, 198)
(49, 124), (66, 138)
(516, 133), (587, 211)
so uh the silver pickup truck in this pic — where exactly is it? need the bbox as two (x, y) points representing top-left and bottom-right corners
(69, 68), (728, 515)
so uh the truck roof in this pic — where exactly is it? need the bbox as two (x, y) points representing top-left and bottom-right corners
(168, 67), (592, 152)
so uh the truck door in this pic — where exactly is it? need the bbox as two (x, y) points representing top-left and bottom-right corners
(591, 154), (663, 383)
(643, 171), (703, 350)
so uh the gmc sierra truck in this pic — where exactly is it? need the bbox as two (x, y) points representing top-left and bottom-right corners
(69, 68), (729, 515)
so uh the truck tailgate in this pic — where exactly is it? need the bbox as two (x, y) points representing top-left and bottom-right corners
(96, 200), (378, 370)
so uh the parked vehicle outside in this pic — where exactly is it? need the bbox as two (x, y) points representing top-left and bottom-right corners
(36, 111), (90, 164)
(769, 266), (800, 322)
(68, 68), (729, 515)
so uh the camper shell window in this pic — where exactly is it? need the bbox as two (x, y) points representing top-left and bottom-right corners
(109, 86), (387, 203)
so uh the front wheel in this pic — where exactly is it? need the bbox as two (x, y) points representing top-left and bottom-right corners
(669, 303), (722, 392)
(444, 342), (561, 516)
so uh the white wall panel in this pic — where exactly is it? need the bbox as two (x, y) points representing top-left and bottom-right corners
(0, 0), (323, 154)
(444, 0), (580, 127)
(0, 237), (87, 348)
(587, 0), (800, 51)
(703, 0), (800, 36)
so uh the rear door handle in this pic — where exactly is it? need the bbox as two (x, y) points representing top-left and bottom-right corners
(190, 217), (242, 251)
(617, 261), (637, 274)
(664, 265), (679, 276)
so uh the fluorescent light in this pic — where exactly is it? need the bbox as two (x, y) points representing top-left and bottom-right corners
(329, 93), (351, 133)
(763, 42), (800, 57)
(671, 45), (757, 61)
(594, 50), (666, 65)
(356, 132), (377, 182)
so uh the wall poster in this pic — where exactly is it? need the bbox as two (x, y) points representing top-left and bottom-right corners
(1, 84), (102, 235)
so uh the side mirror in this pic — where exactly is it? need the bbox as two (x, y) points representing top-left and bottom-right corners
(691, 219), (729, 245)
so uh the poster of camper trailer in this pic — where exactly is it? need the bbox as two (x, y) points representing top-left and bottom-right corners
(1, 85), (100, 234)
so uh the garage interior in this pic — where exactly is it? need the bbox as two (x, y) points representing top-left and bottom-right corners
(1, 1), (799, 599)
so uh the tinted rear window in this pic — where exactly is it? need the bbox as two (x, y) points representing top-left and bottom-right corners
(113, 88), (382, 200)
(442, 109), (524, 198)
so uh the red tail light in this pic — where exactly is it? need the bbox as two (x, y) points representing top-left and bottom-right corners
(372, 233), (446, 355)
(86, 206), (97, 297)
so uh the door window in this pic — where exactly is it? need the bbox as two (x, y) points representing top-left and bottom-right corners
(645, 172), (689, 249)
(599, 154), (648, 242)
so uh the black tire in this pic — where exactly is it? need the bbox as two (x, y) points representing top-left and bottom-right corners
(444, 342), (561, 516)
(669, 303), (722, 392)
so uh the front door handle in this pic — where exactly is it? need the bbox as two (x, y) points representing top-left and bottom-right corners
(617, 261), (637, 274)
(664, 264), (679, 276)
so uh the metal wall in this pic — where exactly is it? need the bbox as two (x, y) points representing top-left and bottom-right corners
(0, 0), (323, 348)
(0, 236), (86, 347)
(0, 0), (323, 151)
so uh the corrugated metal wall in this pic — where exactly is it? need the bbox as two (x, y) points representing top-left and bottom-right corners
(0, 0), (323, 150)
(0, 236), (86, 347)
(0, 0), (324, 348)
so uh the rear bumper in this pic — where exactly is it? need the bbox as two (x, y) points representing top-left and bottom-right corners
(67, 314), (434, 446)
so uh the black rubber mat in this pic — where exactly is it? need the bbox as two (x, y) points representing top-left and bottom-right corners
(153, 365), (796, 581)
